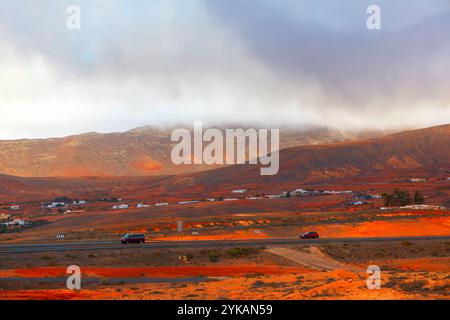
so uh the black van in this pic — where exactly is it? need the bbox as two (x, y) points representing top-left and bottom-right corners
(121, 234), (145, 244)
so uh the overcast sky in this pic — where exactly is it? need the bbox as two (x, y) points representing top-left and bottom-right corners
(0, 0), (449, 139)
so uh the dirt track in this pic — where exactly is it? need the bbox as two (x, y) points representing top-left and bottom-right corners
(266, 246), (361, 272)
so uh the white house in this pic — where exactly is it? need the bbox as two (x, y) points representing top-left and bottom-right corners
(232, 189), (247, 194)
(409, 178), (426, 182)
(154, 202), (169, 207)
(178, 200), (200, 205)
(400, 204), (446, 210)
(49, 202), (66, 208)
(323, 190), (352, 194)
(265, 194), (281, 199)
(73, 200), (87, 205)
(13, 219), (26, 226)
(291, 189), (318, 196)
(113, 204), (129, 210)
(6, 219), (27, 226)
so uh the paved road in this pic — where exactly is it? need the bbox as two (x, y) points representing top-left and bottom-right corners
(0, 235), (449, 254)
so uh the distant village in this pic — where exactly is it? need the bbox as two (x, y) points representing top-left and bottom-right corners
(0, 206), (44, 233)
(1, 175), (447, 234)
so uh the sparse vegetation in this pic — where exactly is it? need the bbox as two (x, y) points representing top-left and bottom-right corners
(413, 191), (425, 205)
(251, 280), (287, 289)
(381, 189), (425, 207)
(200, 249), (221, 262)
(322, 241), (448, 262)
(53, 196), (71, 203)
(186, 253), (194, 261)
(398, 280), (427, 292)
(381, 189), (412, 207)
(386, 277), (428, 292)
(227, 247), (259, 258)
(208, 251), (219, 262)
(429, 283), (449, 292)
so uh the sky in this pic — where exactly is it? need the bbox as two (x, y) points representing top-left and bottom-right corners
(0, 0), (449, 139)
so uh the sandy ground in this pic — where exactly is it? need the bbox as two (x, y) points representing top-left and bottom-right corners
(312, 217), (450, 238)
(0, 240), (448, 300)
(266, 246), (361, 272)
(1, 178), (448, 300)
(1, 268), (447, 300)
(0, 265), (312, 278)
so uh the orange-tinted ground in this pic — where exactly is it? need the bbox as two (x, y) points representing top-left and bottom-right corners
(0, 240), (448, 300)
(358, 257), (450, 272)
(1, 171), (448, 300)
(2, 192), (449, 243)
(311, 217), (450, 238)
(0, 265), (313, 278)
(1, 268), (447, 300)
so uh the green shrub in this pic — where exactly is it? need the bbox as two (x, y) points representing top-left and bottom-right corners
(186, 253), (194, 260)
(399, 280), (426, 292)
(227, 247), (259, 258)
(208, 251), (219, 262)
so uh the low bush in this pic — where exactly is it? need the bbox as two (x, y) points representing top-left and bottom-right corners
(208, 251), (219, 262)
(227, 247), (259, 258)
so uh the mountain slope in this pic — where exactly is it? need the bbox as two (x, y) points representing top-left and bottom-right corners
(0, 126), (381, 177)
(187, 124), (450, 189)
(0, 125), (447, 201)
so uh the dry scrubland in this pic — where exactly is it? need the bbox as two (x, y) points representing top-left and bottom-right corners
(0, 241), (448, 300)
(0, 180), (448, 300)
(0, 125), (449, 299)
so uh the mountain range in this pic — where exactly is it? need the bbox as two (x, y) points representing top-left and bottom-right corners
(0, 124), (448, 201)
(0, 126), (384, 177)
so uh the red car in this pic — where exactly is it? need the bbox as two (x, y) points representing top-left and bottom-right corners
(121, 234), (145, 244)
(300, 232), (320, 239)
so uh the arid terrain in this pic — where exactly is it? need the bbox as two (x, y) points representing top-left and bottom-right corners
(0, 240), (448, 300)
(0, 126), (383, 178)
(0, 125), (449, 300)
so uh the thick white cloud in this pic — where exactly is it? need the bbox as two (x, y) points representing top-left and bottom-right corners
(0, 0), (449, 139)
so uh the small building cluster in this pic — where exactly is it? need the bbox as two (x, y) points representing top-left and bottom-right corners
(400, 204), (446, 210)
(409, 178), (427, 183)
(0, 217), (30, 231)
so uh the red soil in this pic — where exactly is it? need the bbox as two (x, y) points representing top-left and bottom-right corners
(362, 257), (450, 272)
(311, 217), (450, 238)
(0, 265), (314, 279)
